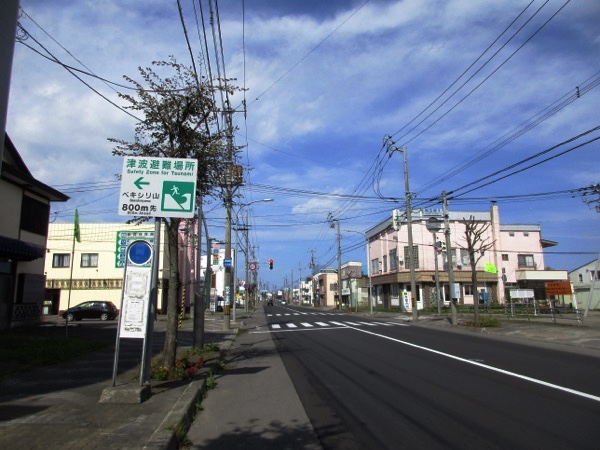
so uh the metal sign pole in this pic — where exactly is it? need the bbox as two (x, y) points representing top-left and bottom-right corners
(140, 219), (160, 386)
(111, 252), (130, 387)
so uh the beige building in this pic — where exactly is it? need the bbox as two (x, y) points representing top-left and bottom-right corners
(1, 135), (68, 329)
(44, 222), (169, 315)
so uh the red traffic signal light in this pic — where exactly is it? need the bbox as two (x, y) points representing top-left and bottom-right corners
(269, 258), (274, 270)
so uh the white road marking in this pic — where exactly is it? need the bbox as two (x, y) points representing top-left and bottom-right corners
(348, 325), (600, 403)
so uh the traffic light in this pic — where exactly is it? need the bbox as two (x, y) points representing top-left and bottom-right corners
(269, 258), (274, 270)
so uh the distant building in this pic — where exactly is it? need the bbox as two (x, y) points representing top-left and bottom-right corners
(569, 259), (600, 311)
(0, 135), (68, 329)
(313, 268), (338, 307)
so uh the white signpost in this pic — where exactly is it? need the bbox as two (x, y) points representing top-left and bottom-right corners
(110, 156), (199, 390)
(118, 156), (198, 219)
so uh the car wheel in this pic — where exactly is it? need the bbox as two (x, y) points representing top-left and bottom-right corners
(67, 313), (75, 321)
(100, 312), (109, 321)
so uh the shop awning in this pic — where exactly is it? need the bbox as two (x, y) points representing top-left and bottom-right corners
(0, 236), (45, 261)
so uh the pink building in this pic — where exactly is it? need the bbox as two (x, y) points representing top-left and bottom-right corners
(365, 204), (567, 310)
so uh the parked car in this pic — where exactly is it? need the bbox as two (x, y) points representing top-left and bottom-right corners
(62, 301), (119, 321)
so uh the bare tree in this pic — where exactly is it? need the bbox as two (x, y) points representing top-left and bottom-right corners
(110, 57), (239, 369)
(460, 215), (495, 327)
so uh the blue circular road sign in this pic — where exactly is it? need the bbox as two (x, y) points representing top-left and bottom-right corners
(127, 240), (153, 266)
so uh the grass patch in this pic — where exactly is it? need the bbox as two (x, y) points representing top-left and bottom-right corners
(0, 331), (109, 378)
(151, 343), (221, 381)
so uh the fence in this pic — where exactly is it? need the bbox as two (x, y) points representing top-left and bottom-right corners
(504, 298), (582, 324)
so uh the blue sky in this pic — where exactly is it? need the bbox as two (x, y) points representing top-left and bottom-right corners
(7, 0), (600, 290)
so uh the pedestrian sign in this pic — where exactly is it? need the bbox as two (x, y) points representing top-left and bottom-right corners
(119, 156), (198, 219)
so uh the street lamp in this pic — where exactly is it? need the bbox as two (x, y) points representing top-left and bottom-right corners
(426, 217), (443, 314)
(344, 230), (372, 315)
(232, 198), (274, 323)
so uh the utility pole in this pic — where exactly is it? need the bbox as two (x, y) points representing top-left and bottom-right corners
(329, 215), (342, 310)
(244, 209), (249, 313)
(298, 262), (302, 305)
(386, 138), (418, 322)
(0, 0), (20, 170)
(309, 249), (316, 307)
(443, 191), (458, 325)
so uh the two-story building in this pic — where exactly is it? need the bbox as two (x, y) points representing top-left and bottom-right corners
(365, 203), (567, 310)
(0, 135), (68, 329)
(44, 220), (231, 315)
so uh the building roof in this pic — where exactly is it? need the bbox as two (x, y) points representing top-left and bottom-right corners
(2, 134), (69, 202)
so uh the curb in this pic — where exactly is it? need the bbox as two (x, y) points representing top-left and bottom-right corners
(143, 332), (237, 449)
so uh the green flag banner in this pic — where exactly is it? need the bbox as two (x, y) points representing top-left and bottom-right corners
(74, 209), (81, 243)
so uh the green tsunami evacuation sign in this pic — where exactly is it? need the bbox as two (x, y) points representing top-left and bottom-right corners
(161, 181), (195, 213)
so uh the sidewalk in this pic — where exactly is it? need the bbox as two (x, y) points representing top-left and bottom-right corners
(0, 314), (236, 450)
(1, 309), (599, 450)
(184, 313), (321, 449)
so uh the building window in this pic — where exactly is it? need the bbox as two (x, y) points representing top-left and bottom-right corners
(523, 232), (529, 237)
(502, 254), (509, 261)
(389, 248), (398, 271)
(81, 253), (98, 268)
(460, 249), (470, 267)
(391, 283), (399, 297)
(371, 258), (380, 274)
(52, 253), (70, 268)
(517, 254), (535, 268)
(509, 232), (515, 237)
(578, 273), (583, 282)
(403, 246), (419, 269)
(464, 284), (473, 296)
(383, 255), (388, 273)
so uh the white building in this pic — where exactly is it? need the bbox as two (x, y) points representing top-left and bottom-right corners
(569, 259), (600, 311)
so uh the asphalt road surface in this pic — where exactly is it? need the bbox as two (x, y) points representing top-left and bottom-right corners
(264, 305), (600, 450)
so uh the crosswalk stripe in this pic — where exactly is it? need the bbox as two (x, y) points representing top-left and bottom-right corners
(268, 319), (410, 330)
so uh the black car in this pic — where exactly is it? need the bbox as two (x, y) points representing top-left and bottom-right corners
(62, 301), (119, 321)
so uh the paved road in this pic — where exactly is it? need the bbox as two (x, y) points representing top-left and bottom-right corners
(266, 305), (600, 449)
